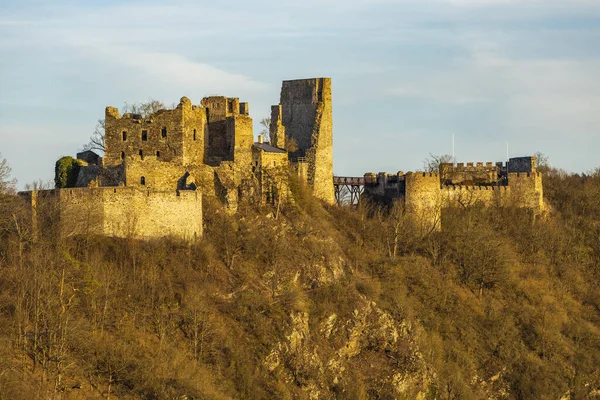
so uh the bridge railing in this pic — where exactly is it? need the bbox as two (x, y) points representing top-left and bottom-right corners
(333, 176), (365, 185)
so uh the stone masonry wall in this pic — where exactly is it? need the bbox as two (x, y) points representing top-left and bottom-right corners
(404, 172), (442, 231)
(229, 114), (254, 169)
(202, 96), (243, 163)
(105, 97), (205, 168)
(29, 187), (202, 240)
(270, 104), (285, 148)
(279, 78), (334, 204)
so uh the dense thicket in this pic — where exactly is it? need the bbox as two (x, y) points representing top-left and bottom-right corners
(0, 168), (599, 399)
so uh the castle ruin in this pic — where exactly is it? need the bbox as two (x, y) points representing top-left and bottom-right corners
(361, 156), (544, 230)
(22, 78), (335, 240)
(21, 76), (545, 240)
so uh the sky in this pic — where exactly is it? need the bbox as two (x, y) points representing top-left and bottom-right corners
(1, 0), (599, 187)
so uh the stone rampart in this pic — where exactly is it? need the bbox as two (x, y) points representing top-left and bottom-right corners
(26, 187), (202, 240)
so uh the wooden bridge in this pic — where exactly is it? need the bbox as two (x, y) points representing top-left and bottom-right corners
(333, 176), (365, 205)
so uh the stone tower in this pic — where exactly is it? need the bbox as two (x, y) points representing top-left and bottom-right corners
(271, 78), (334, 204)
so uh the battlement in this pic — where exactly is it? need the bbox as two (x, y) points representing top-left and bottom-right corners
(406, 171), (440, 180)
(508, 171), (542, 178)
(442, 161), (500, 173)
(442, 185), (509, 191)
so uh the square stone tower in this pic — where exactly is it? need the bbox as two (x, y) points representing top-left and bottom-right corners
(271, 78), (334, 204)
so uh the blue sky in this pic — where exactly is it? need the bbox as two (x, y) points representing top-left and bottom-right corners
(1, 0), (599, 187)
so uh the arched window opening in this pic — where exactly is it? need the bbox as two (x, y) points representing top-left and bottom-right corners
(142, 130), (148, 141)
(140, 176), (146, 185)
(122, 131), (127, 141)
(120, 151), (125, 160)
(156, 150), (160, 158)
(161, 127), (167, 138)
(139, 149), (143, 160)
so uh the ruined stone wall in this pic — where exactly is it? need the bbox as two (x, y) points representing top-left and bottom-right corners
(104, 97), (205, 169)
(228, 114), (254, 168)
(202, 96), (244, 163)
(104, 97), (205, 190)
(278, 78), (334, 204)
(124, 159), (185, 190)
(270, 105), (285, 148)
(252, 149), (289, 204)
(28, 187), (202, 240)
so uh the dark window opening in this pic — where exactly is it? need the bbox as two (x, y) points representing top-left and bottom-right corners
(139, 149), (143, 160)
(161, 127), (167, 138)
(120, 151), (125, 160)
(140, 176), (146, 185)
(142, 130), (148, 141)
(156, 150), (160, 158)
(122, 131), (127, 141)
(193, 129), (197, 141)
(228, 100), (233, 113)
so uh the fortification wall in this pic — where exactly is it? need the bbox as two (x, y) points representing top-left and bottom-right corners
(508, 171), (544, 213)
(101, 188), (202, 240)
(440, 162), (501, 185)
(29, 187), (202, 240)
(441, 185), (510, 209)
(405, 172), (442, 231)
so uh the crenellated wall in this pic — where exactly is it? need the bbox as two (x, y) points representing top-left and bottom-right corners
(363, 156), (545, 229)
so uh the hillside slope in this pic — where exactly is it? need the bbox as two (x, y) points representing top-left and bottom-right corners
(0, 169), (599, 399)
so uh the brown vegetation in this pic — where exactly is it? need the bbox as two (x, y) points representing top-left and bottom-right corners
(0, 165), (599, 399)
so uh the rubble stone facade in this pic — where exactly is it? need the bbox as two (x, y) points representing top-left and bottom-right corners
(271, 78), (334, 204)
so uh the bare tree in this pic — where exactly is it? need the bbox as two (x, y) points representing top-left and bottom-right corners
(533, 151), (550, 172)
(122, 98), (165, 117)
(259, 118), (271, 142)
(0, 154), (17, 194)
(24, 179), (54, 191)
(423, 153), (453, 173)
(81, 119), (106, 153)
